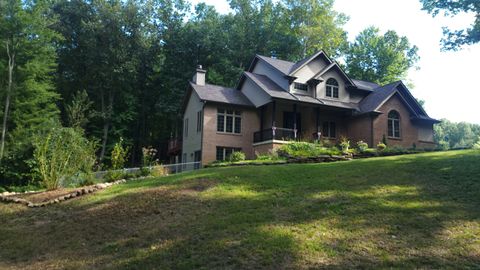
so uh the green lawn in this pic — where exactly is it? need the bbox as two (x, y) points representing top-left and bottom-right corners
(1, 150), (479, 269)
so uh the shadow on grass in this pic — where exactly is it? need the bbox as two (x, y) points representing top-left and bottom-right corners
(0, 150), (479, 269)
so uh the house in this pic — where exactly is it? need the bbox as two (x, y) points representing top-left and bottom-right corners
(180, 51), (439, 165)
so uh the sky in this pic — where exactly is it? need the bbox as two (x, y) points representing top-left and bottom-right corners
(191, 0), (480, 124)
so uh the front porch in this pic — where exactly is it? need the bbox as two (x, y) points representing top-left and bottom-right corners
(252, 99), (351, 147)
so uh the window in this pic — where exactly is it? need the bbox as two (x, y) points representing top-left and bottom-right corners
(388, 110), (400, 138)
(196, 110), (202, 132)
(217, 109), (241, 134)
(294, 82), (308, 91)
(216, 147), (242, 161)
(326, 78), (339, 98)
(184, 118), (189, 137)
(322, 121), (336, 138)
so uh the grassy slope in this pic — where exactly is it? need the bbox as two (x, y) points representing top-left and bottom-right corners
(0, 150), (479, 269)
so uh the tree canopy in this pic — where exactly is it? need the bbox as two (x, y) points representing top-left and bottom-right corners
(420, 0), (480, 50)
(344, 26), (419, 85)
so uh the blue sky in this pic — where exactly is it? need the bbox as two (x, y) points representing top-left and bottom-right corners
(191, 0), (480, 124)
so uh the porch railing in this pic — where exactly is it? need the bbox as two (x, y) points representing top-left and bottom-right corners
(253, 127), (297, 143)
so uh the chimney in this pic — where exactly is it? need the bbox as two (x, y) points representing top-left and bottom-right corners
(192, 65), (206, 86)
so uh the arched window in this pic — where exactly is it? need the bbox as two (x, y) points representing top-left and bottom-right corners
(388, 110), (400, 138)
(326, 78), (339, 98)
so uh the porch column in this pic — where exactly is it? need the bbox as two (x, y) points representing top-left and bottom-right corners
(260, 105), (265, 141)
(316, 107), (320, 140)
(293, 104), (297, 139)
(271, 101), (276, 138)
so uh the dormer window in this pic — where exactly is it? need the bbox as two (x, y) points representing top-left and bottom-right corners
(294, 82), (308, 91)
(326, 78), (339, 98)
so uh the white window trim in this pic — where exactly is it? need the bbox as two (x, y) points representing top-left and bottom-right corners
(388, 117), (401, 138)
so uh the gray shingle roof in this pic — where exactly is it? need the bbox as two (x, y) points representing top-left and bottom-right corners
(351, 79), (380, 91)
(256, 55), (294, 75)
(245, 72), (358, 110)
(244, 72), (297, 100)
(190, 82), (254, 107)
(358, 81), (401, 113)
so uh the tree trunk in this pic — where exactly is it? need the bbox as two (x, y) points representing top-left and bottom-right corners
(98, 91), (113, 163)
(1, 42), (15, 161)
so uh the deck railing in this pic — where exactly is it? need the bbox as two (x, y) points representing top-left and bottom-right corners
(253, 127), (297, 143)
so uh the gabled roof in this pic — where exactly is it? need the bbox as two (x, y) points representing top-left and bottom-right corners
(242, 72), (358, 111)
(358, 81), (439, 123)
(359, 81), (401, 113)
(189, 82), (254, 107)
(289, 50), (333, 76)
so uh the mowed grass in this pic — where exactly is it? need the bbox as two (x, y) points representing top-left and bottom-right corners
(1, 150), (480, 269)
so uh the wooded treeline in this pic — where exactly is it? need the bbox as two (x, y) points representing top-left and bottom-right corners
(0, 0), (478, 186)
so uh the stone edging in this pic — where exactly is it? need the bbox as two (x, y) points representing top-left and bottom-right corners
(0, 179), (127, 208)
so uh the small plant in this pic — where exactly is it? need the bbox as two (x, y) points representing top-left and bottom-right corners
(382, 134), (387, 145)
(111, 138), (129, 170)
(142, 146), (158, 167)
(339, 137), (350, 153)
(377, 142), (387, 151)
(356, 140), (368, 153)
(229, 151), (246, 162)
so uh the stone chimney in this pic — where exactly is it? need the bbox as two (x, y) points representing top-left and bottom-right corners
(192, 65), (206, 86)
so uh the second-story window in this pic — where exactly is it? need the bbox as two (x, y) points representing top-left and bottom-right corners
(294, 82), (308, 91)
(326, 78), (339, 98)
(217, 109), (241, 134)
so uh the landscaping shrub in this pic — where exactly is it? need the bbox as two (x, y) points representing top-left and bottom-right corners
(142, 146), (158, 167)
(103, 170), (125, 182)
(377, 142), (387, 151)
(473, 136), (480, 150)
(229, 151), (246, 162)
(111, 138), (129, 170)
(33, 127), (97, 190)
(356, 140), (368, 153)
(339, 137), (350, 152)
(278, 141), (341, 158)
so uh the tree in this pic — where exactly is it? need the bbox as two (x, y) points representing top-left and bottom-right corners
(0, 0), (59, 160)
(419, 0), (479, 50)
(280, 0), (349, 58)
(344, 26), (419, 85)
(0, 0), (60, 187)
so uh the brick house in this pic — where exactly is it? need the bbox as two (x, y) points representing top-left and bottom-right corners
(180, 51), (439, 165)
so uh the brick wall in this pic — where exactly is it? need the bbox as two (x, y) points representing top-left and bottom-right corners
(201, 104), (260, 164)
(347, 115), (373, 146)
(372, 94), (435, 149)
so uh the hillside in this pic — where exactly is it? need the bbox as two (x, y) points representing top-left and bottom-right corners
(1, 150), (479, 269)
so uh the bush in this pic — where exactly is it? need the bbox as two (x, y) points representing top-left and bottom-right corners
(278, 141), (341, 158)
(103, 170), (125, 182)
(229, 151), (246, 162)
(111, 138), (129, 170)
(473, 136), (480, 150)
(339, 137), (350, 152)
(437, 140), (450, 150)
(33, 127), (97, 190)
(142, 146), (158, 167)
(377, 142), (387, 151)
(356, 140), (368, 153)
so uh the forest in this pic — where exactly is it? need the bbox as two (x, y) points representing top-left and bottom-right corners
(1, 0), (479, 188)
